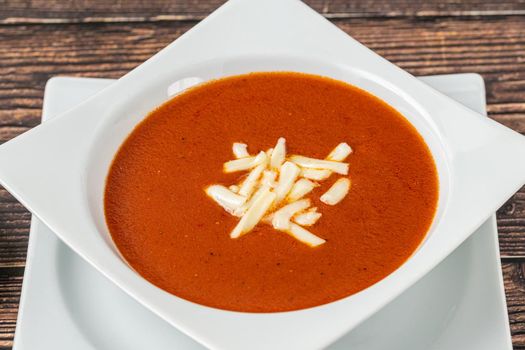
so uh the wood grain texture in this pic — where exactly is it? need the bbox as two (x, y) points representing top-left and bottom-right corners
(505, 262), (525, 348)
(0, 267), (23, 349)
(1, 0), (525, 24)
(0, 2), (525, 348)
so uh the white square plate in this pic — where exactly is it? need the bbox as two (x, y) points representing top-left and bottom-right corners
(13, 74), (512, 350)
(1, 0), (525, 348)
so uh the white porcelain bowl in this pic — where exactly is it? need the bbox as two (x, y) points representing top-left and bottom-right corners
(1, 1), (525, 349)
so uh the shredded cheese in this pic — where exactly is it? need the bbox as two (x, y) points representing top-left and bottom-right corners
(287, 178), (317, 202)
(272, 199), (311, 230)
(261, 170), (277, 188)
(300, 168), (332, 181)
(205, 185), (246, 214)
(327, 142), (352, 161)
(238, 163), (265, 197)
(206, 138), (353, 247)
(320, 178), (351, 205)
(230, 189), (276, 238)
(224, 151), (267, 173)
(270, 137), (286, 170)
(284, 223), (326, 247)
(293, 208), (322, 226)
(274, 161), (301, 203)
(289, 155), (349, 175)
(234, 170), (277, 217)
(232, 143), (250, 158)
(297, 143), (351, 180)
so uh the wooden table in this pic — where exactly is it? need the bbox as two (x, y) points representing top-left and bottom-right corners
(1, 0), (525, 348)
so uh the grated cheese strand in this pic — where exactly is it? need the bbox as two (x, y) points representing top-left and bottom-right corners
(229, 185), (240, 193)
(207, 138), (352, 247)
(287, 178), (317, 202)
(274, 161), (301, 203)
(327, 142), (352, 161)
(261, 170), (277, 188)
(320, 178), (351, 205)
(293, 208), (322, 226)
(234, 173), (275, 217)
(297, 144), (351, 181)
(270, 137), (286, 170)
(284, 223), (326, 247)
(272, 199), (311, 230)
(289, 155), (349, 175)
(232, 143), (250, 158)
(238, 163), (266, 197)
(205, 185), (247, 214)
(224, 151), (267, 173)
(300, 168), (332, 181)
(230, 189), (276, 238)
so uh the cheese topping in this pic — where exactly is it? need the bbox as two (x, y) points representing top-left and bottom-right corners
(238, 163), (266, 197)
(205, 185), (246, 215)
(230, 189), (276, 238)
(300, 168), (332, 181)
(320, 178), (351, 205)
(272, 199), (311, 230)
(289, 155), (349, 175)
(224, 151), (267, 173)
(293, 207), (322, 226)
(270, 137), (286, 170)
(327, 142), (352, 161)
(287, 178), (317, 202)
(274, 161), (301, 203)
(286, 223), (326, 247)
(206, 138), (353, 247)
(229, 184), (240, 193)
(232, 142), (250, 158)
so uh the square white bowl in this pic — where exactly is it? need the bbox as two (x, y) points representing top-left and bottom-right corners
(12, 74), (513, 350)
(1, 1), (525, 349)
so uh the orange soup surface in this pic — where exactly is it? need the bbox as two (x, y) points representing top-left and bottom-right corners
(104, 72), (438, 312)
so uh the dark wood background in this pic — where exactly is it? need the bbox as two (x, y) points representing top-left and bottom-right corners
(1, 0), (525, 348)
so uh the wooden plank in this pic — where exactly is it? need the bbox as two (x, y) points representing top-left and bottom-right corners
(504, 262), (525, 347)
(323, 0), (525, 18)
(499, 188), (525, 257)
(0, 267), (23, 349)
(0, 188), (30, 266)
(1, 0), (525, 24)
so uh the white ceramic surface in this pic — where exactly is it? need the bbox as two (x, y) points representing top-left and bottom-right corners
(1, 0), (525, 349)
(13, 75), (512, 350)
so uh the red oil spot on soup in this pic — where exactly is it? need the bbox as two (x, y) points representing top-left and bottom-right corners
(104, 72), (438, 312)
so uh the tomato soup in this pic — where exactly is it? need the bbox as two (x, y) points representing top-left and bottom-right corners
(104, 72), (438, 312)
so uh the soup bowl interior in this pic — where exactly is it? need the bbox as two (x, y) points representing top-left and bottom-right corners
(86, 55), (450, 264)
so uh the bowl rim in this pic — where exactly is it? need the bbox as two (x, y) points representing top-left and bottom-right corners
(84, 55), (452, 293)
(1, 0), (525, 349)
